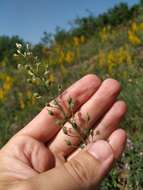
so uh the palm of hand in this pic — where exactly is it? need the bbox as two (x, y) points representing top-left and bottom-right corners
(0, 135), (54, 181)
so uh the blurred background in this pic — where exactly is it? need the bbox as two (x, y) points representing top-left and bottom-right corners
(0, 0), (143, 189)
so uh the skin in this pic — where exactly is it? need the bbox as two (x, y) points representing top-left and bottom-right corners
(0, 74), (127, 190)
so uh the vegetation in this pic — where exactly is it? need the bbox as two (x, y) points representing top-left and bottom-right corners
(0, 1), (143, 189)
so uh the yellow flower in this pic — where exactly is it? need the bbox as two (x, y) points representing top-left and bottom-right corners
(3, 76), (13, 91)
(99, 27), (109, 42)
(106, 45), (133, 75)
(131, 22), (138, 32)
(65, 51), (74, 64)
(73, 35), (85, 47)
(18, 92), (25, 109)
(80, 35), (86, 43)
(59, 50), (65, 64)
(128, 30), (141, 45)
(73, 36), (80, 46)
(107, 50), (116, 75)
(97, 50), (106, 66)
(0, 74), (13, 102)
(107, 50), (115, 65)
(118, 47), (127, 64)
(0, 89), (4, 101)
(117, 46), (132, 65)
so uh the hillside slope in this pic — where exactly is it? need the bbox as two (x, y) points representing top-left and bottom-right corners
(0, 3), (143, 190)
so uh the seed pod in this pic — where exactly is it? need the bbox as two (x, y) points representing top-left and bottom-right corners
(55, 120), (64, 127)
(80, 143), (85, 149)
(67, 97), (74, 109)
(48, 110), (54, 116)
(63, 127), (68, 134)
(65, 139), (72, 146)
(71, 121), (78, 130)
(53, 99), (59, 106)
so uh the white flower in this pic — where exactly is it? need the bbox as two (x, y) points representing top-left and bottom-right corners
(17, 50), (21, 54)
(17, 64), (21, 69)
(28, 70), (34, 76)
(26, 43), (29, 49)
(16, 43), (22, 49)
(27, 52), (32, 56)
(44, 70), (49, 76)
(13, 53), (18, 57)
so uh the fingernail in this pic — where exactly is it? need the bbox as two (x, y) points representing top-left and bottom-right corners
(88, 140), (113, 162)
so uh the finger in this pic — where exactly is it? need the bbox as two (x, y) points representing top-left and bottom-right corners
(17, 74), (101, 142)
(91, 100), (127, 141)
(18, 129), (126, 190)
(50, 79), (121, 156)
(108, 129), (127, 159)
(68, 100), (127, 160)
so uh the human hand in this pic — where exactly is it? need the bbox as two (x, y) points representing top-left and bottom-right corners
(0, 74), (127, 190)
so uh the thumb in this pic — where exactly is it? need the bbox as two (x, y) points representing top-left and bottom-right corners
(17, 129), (126, 190)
